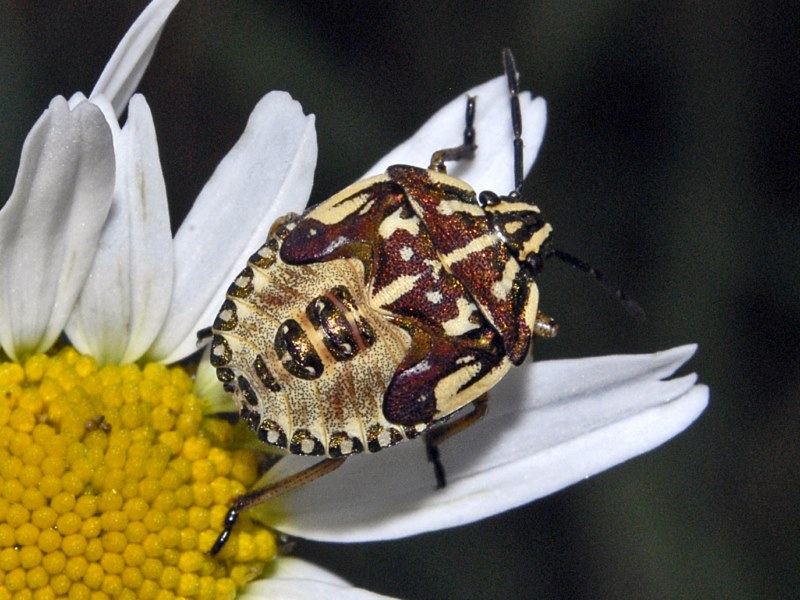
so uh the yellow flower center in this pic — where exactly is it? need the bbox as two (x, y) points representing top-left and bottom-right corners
(0, 347), (277, 599)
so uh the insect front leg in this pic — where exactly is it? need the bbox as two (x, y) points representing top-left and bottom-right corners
(429, 95), (477, 172)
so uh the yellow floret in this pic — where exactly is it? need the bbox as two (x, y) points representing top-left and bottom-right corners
(41, 549), (65, 575)
(85, 538), (103, 562)
(18, 545), (42, 569)
(31, 506), (57, 530)
(0, 349), (279, 596)
(121, 564), (144, 589)
(18, 464), (42, 488)
(6, 503), (29, 527)
(0, 547), (19, 571)
(36, 528), (61, 554)
(61, 534), (87, 557)
(37, 475), (62, 499)
(83, 561), (105, 589)
(0, 523), (15, 546)
(102, 573), (124, 596)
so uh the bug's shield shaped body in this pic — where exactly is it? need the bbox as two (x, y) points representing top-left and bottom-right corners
(211, 154), (553, 458)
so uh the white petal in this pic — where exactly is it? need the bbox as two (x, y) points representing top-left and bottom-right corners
(253, 345), (707, 542)
(66, 94), (172, 364)
(0, 97), (115, 360)
(91, 0), (180, 118)
(147, 91), (317, 364)
(363, 74), (547, 196)
(194, 345), (236, 414)
(241, 557), (398, 600)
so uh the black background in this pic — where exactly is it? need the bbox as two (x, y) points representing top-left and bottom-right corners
(1, 1), (797, 598)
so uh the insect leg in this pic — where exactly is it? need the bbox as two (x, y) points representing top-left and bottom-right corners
(533, 310), (559, 338)
(210, 457), (346, 555)
(196, 326), (213, 347)
(429, 95), (477, 172)
(424, 395), (489, 488)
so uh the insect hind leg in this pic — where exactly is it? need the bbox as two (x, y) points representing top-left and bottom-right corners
(209, 457), (346, 555)
(429, 96), (477, 172)
(424, 395), (489, 488)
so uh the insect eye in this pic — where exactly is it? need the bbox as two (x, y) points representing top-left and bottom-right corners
(478, 191), (500, 207)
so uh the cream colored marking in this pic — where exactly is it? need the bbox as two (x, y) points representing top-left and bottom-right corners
(455, 355), (475, 365)
(519, 223), (553, 261)
(504, 221), (523, 235)
(486, 201), (541, 214)
(357, 199), (375, 216)
(399, 246), (414, 261)
(219, 308), (234, 323)
(523, 283), (541, 348)
(267, 430), (280, 444)
(371, 274), (421, 309)
(434, 358), (512, 419)
(491, 259), (520, 301)
(308, 227), (318, 237)
(424, 259), (443, 281)
(426, 290), (443, 304)
(433, 361), (482, 402)
(306, 174), (388, 224)
(377, 430), (392, 447)
(212, 345), (226, 358)
(441, 234), (496, 266)
(306, 195), (354, 227)
(340, 438), (354, 454)
(378, 207), (420, 239)
(441, 297), (480, 336)
(300, 438), (316, 454)
(426, 169), (476, 194)
(235, 273), (252, 288)
(436, 199), (485, 216)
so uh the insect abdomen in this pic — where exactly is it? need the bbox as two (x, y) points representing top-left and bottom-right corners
(211, 234), (416, 457)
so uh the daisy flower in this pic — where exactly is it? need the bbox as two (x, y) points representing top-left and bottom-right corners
(0, 1), (708, 598)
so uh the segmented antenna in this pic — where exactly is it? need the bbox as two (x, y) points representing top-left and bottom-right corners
(545, 247), (645, 320)
(502, 48), (525, 196)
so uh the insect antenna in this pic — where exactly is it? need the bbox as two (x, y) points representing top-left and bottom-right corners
(544, 247), (645, 320)
(502, 48), (525, 196)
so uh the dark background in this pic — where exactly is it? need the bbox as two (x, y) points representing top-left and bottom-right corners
(2, 1), (797, 598)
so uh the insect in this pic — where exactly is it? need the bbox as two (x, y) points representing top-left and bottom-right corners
(207, 49), (639, 555)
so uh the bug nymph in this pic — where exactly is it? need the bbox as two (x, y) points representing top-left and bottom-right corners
(207, 49), (625, 555)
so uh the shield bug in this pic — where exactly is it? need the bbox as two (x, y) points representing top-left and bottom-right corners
(207, 49), (640, 554)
